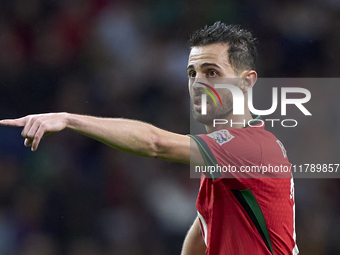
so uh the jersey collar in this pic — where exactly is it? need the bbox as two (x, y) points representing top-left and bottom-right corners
(244, 115), (262, 128)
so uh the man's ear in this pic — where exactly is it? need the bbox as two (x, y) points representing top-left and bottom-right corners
(239, 70), (257, 93)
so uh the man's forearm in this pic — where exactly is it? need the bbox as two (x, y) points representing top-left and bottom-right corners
(0, 112), (193, 163)
(65, 113), (162, 157)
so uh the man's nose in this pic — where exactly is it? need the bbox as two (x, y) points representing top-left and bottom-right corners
(192, 74), (208, 89)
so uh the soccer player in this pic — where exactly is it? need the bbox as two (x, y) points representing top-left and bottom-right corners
(0, 22), (298, 255)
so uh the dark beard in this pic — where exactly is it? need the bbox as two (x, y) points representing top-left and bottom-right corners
(191, 100), (233, 125)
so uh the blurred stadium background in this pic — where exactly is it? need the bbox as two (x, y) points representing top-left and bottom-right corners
(0, 0), (339, 254)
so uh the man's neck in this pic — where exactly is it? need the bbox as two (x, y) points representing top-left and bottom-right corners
(205, 110), (254, 133)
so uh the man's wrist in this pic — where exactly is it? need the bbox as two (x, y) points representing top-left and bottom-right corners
(62, 112), (74, 130)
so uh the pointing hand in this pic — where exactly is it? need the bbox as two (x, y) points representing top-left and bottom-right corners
(0, 113), (69, 151)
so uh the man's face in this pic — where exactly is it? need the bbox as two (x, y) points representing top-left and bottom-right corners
(187, 43), (239, 125)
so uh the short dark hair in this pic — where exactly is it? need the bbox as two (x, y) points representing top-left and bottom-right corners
(188, 21), (257, 74)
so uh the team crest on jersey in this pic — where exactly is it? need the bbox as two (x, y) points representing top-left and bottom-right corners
(207, 130), (235, 145)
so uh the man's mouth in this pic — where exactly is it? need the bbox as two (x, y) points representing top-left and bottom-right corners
(193, 97), (208, 111)
(194, 97), (201, 105)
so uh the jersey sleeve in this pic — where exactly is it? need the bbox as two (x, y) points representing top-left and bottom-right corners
(189, 128), (262, 181)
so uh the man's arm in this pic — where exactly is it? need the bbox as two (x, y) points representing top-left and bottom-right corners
(181, 217), (206, 255)
(0, 112), (204, 165)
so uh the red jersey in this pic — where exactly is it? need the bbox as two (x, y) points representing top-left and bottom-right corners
(189, 121), (299, 255)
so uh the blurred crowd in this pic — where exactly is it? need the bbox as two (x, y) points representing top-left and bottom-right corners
(0, 0), (339, 254)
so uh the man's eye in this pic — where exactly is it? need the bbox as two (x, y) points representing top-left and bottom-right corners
(188, 71), (196, 78)
(208, 70), (218, 77)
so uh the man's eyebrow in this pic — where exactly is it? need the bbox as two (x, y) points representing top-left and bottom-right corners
(201, 63), (221, 69)
(187, 64), (194, 70)
(186, 63), (221, 70)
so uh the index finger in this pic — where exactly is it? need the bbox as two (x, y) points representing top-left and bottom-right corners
(0, 117), (28, 127)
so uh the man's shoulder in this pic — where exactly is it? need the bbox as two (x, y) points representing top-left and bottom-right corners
(192, 125), (283, 157)
(202, 125), (275, 143)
